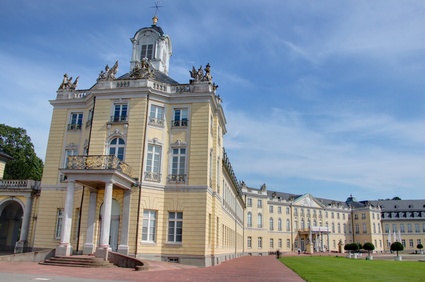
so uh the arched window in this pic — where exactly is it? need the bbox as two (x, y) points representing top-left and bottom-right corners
(278, 218), (282, 231)
(286, 219), (290, 231)
(269, 217), (274, 231)
(257, 213), (263, 228)
(301, 218), (305, 229)
(313, 219), (317, 227)
(109, 137), (125, 160)
(307, 219), (311, 228)
(338, 223), (341, 233)
(247, 212), (252, 228)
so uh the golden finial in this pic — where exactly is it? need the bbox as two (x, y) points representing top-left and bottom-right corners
(152, 15), (158, 25)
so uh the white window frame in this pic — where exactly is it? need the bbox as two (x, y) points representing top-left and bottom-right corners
(112, 103), (128, 122)
(172, 108), (188, 127)
(149, 104), (164, 127)
(68, 112), (83, 130)
(145, 144), (161, 182)
(168, 212), (183, 243)
(55, 209), (64, 239)
(108, 137), (125, 161)
(142, 210), (157, 242)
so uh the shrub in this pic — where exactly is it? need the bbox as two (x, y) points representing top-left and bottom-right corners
(390, 242), (404, 256)
(417, 244), (423, 250)
(363, 242), (375, 256)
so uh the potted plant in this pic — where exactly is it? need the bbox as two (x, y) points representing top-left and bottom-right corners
(351, 243), (359, 259)
(344, 244), (351, 258)
(417, 243), (423, 254)
(363, 242), (375, 260)
(391, 242), (404, 261)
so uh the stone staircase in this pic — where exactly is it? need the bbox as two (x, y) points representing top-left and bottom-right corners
(40, 255), (116, 268)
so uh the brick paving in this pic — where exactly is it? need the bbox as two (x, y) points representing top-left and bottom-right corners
(0, 254), (304, 282)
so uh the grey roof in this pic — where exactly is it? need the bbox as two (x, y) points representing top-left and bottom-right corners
(367, 199), (425, 212)
(117, 70), (179, 85)
(133, 25), (165, 37)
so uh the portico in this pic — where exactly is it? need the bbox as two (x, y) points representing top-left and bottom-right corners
(56, 155), (136, 258)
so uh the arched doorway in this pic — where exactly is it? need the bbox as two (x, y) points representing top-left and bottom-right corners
(0, 201), (23, 252)
(99, 199), (120, 251)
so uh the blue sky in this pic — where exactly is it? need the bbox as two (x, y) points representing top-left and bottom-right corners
(1, 1), (425, 201)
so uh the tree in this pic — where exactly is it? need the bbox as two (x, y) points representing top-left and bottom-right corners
(417, 244), (423, 253)
(392, 196), (401, 200)
(363, 242), (375, 256)
(0, 124), (43, 180)
(357, 243), (363, 251)
(344, 244), (350, 253)
(391, 242), (404, 257)
(350, 243), (359, 253)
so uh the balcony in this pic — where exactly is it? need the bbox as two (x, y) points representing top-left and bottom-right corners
(65, 155), (133, 178)
(67, 123), (82, 131)
(171, 119), (189, 127)
(148, 117), (164, 127)
(110, 115), (128, 123)
(144, 171), (161, 182)
(167, 174), (186, 183)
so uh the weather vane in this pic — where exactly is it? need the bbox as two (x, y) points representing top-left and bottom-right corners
(151, 1), (163, 15)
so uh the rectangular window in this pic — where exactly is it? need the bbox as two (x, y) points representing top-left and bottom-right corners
(112, 103), (128, 122)
(362, 213), (366, 219)
(415, 224), (420, 233)
(342, 213), (345, 220)
(257, 199), (262, 208)
(409, 239), (414, 247)
(172, 108), (188, 127)
(408, 224), (412, 233)
(86, 108), (94, 128)
(270, 238), (274, 248)
(149, 105), (164, 127)
(286, 239), (290, 248)
(142, 210), (157, 242)
(277, 207), (282, 214)
(392, 224), (397, 232)
(68, 112), (83, 130)
(355, 224), (359, 234)
(269, 206), (273, 213)
(258, 237), (262, 248)
(278, 239), (282, 248)
(418, 239), (422, 245)
(141, 44), (154, 60)
(363, 223), (367, 233)
(354, 214), (358, 220)
(169, 148), (186, 182)
(247, 198), (252, 207)
(400, 224), (405, 233)
(247, 236), (252, 248)
(402, 239), (406, 247)
(286, 207), (290, 215)
(55, 209), (64, 239)
(168, 212), (183, 243)
(145, 144), (161, 182)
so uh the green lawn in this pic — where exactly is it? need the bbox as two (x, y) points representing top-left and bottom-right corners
(280, 256), (425, 282)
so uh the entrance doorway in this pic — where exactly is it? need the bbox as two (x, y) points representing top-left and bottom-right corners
(0, 201), (23, 252)
(99, 199), (120, 251)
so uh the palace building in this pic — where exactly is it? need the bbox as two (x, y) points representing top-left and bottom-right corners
(0, 16), (424, 265)
(31, 15), (244, 266)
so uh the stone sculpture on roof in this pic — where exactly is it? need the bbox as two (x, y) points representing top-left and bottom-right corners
(58, 73), (79, 90)
(189, 63), (213, 83)
(130, 57), (155, 79)
(97, 60), (119, 81)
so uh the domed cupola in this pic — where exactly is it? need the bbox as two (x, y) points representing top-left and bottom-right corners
(130, 15), (172, 75)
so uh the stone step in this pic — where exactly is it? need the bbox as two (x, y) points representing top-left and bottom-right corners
(40, 255), (115, 268)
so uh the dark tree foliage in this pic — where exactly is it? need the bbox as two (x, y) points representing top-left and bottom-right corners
(390, 242), (404, 256)
(363, 242), (375, 255)
(0, 124), (43, 180)
(392, 196), (401, 200)
(417, 244), (423, 250)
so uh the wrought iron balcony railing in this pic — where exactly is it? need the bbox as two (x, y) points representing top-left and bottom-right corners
(167, 174), (186, 183)
(67, 123), (82, 131)
(65, 155), (133, 177)
(144, 171), (161, 182)
(110, 115), (128, 123)
(148, 117), (165, 127)
(171, 119), (189, 127)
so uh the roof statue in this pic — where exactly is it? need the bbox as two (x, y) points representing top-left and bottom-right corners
(130, 57), (155, 79)
(58, 73), (79, 90)
(189, 63), (213, 83)
(260, 183), (267, 191)
(97, 60), (119, 81)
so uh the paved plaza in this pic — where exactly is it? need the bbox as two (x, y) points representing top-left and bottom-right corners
(0, 254), (304, 282)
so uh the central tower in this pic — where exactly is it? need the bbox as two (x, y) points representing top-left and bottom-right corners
(130, 15), (172, 75)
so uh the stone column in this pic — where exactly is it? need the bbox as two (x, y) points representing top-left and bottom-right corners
(117, 189), (131, 255)
(83, 191), (97, 255)
(56, 180), (75, 256)
(96, 181), (113, 259)
(15, 195), (33, 253)
(327, 233), (330, 252)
